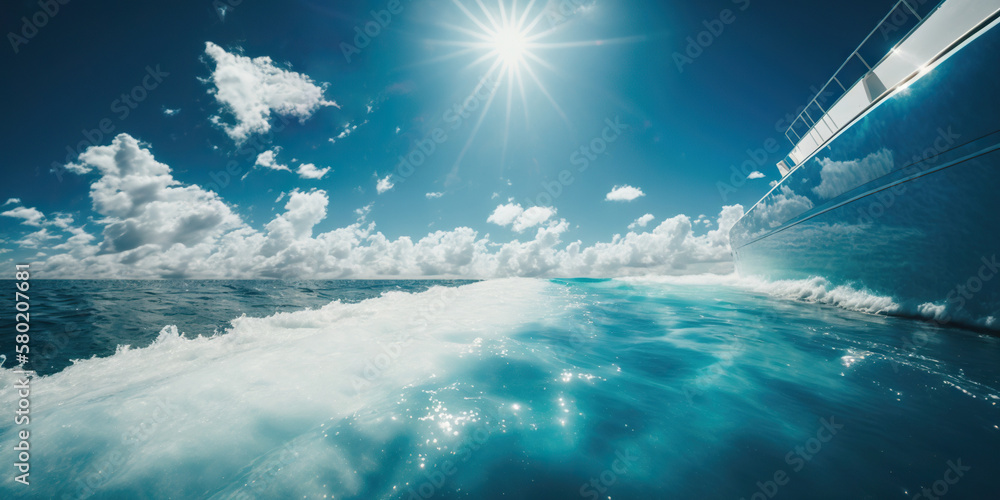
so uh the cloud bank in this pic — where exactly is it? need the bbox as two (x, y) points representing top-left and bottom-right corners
(24, 134), (743, 279)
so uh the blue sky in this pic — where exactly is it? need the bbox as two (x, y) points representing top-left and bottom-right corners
(0, 0), (900, 278)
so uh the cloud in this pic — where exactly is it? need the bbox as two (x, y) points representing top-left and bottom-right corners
(514, 206), (557, 232)
(557, 205), (745, 277)
(2, 206), (45, 226)
(329, 121), (366, 144)
(812, 148), (894, 199)
(354, 204), (373, 221)
(255, 150), (329, 179)
(162, 108), (180, 117)
(203, 42), (338, 143)
(751, 185), (814, 230)
(3, 198), (20, 206)
(747, 171), (765, 180)
(628, 214), (655, 230)
(17, 228), (60, 248)
(18, 135), (745, 279)
(487, 203), (524, 227)
(254, 150), (291, 172)
(296, 163), (331, 180)
(376, 175), (394, 194)
(2, 204), (88, 252)
(57, 133), (243, 256)
(425, 192), (444, 199)
(261, 189), (328, 252)
(605, 185), (645, 202)
(487, 203), (556, 232)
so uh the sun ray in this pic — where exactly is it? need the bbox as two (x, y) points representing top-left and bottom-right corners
(501, 65), (515, 169)
(498, 0), (509, 30)
(396, 46), (482, 72)
(515, 65), (530, 123)
(523, 50), (556, 72)
(448, 62), (504, 183)
(420, 1), (646, 179)
(450, 0), (496, 36)
(521, 62), (572, 130)
(435, 21), (497, 43)
(531, 35), (652, 50)
(517, 0), (538, 30)
(474, 0), (502, 33)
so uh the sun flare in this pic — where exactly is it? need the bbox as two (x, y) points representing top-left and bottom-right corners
(426, 0), (634, 177)
(492, 25), (529, 67)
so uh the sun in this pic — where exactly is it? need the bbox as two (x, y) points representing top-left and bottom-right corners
(491, 25), (529, 67)
(440, 0), (545, 78)
(424, 1), (638, 179)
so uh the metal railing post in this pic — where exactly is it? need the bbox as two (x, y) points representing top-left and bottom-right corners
(856, 53), (873, 71)
(833, 76), (847, 92)
(901, 0), (922, 21)
(780, 0), (944, 165)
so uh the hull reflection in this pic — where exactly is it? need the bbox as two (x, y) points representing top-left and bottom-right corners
(731, 11), (1000, 329)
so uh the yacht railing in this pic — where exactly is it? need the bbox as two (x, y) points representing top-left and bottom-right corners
(781, 0), (949, 172)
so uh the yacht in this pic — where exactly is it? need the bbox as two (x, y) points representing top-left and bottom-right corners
(730, 0), (1000, 328)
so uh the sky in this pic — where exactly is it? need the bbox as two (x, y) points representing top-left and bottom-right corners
(0, 0), (901, 278)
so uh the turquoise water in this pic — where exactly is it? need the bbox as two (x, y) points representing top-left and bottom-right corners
(1, 278), (998, 498)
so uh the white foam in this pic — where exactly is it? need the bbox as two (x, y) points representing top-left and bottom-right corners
(0, 279), (570, 497)
(672, 273), (999, 330)
(619, 273), (901, 316)
(616, 273), (741, 286)
(739, 275), (901, 315)
(914, 301), (1000, 330)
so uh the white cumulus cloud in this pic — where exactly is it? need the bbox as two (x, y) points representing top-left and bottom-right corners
(204, 42), (338, 143)
(425, 192), (444, 199)
(55, 133), (244, 257)
(605, 185), (645, 202)
(629, 214), (655, 230)
(297, 163), (331, 180)
(487, 203), (557, 233)
(747, 171), (765, 180)
(514, 206), (557, 232)
(487, 203), (524, 227)
(254, 150), (291, 172)
(376, 175), (394, 194)
(2, 206), (45, 226)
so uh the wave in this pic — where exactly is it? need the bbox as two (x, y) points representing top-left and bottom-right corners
(618, 273), (999, 332)
(0, 279), (571, 497)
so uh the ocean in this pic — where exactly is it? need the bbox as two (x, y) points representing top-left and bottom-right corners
(1, 278), (998, 499)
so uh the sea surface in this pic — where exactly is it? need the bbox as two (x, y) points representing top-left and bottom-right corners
(1, 278), (998, 499)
